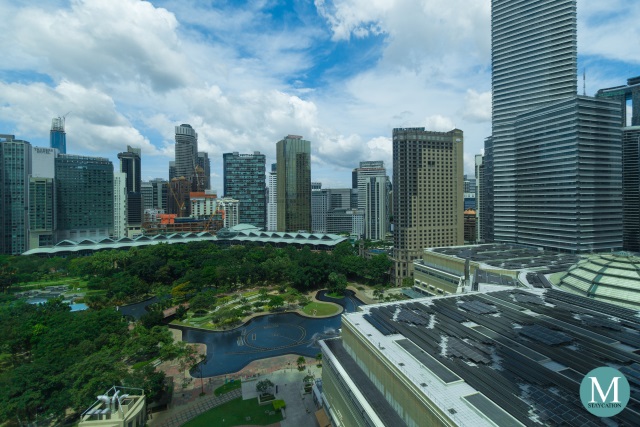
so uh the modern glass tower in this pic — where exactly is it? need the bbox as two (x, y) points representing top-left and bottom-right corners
(491, 0), (577, 242)
(50, 117), (67, 154)
(0, 135), (31, 254)
(118, 146), (142, 229)
(174, 124), (197, 182)
(276, 135), (311, 232)
(222, 151), (266, 229)
(55, 155), (114, 241)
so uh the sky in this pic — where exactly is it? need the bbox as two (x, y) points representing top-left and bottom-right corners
(1, 0), (639, 192)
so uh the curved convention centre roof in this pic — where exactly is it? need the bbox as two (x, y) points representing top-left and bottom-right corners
(21, 224), (347, 257)
(557, 252), (640, 309)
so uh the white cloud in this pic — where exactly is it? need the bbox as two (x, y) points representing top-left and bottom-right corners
(461, 90), (491, 123)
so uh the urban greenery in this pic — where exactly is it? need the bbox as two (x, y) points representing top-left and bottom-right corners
(182, 397), (283, 427)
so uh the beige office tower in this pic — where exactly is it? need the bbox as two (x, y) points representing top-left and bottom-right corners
(392, 128), (464, 286)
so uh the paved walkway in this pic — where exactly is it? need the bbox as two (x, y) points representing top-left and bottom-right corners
(150, 388), (242, 427)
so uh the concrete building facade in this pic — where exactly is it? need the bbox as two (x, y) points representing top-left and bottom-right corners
(0, 135), (31, 254)
(392, 128), (464, 286)
(267, 163), (277, 231)
(113, 172), (127, 239)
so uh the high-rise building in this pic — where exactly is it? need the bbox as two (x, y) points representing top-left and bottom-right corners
(365, 176), (387, 241)
(217, 197), (239, 228)
(55, 155), (113, 241)
(392, 128), (464, 286)
(29, 146), (58, 249)
(596, 76), (640, 127)
(113, 172), (128, 238)
(142, 178), (168, 212)
(196, 152), (211, 190)
(190, 190), (217, 219)
(168, 161), (176, 181)
(276, 135), (311, 232)
(622, 127), (640, 251)
(167, 177), (191, 217)
(267, 163), (277, 231)
(491, 0), (577, 243)
(475, 154), (484, 242)
(0, 135), (31, 254)
(50, 117), (67, 154)
(490, 0), (623, 252)
(353, 161), (388, 241)
(311, 188), (357, 235)
(174, 124), (198, 181)
(118, 146), (142, 235)
(482, 136), (494, 242)
(223, 151), (266, 228)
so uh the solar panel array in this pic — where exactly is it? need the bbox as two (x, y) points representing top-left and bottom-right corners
(358, 289), (640, 426)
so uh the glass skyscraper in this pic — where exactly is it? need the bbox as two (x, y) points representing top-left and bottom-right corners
(118, 146), (142, 229)
(276, 135), (311, 232)
(55, 155), (114, 240)
(174, 124), (197, 182)
(490, 0), (623, 252)
(222, 151), (266, 229)
(50, 117), (67, 154)
(491, 0), (577, 242)
(0, 135), (31, 254)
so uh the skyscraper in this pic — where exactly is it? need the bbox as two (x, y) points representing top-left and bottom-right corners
(474, 154), (484, 242)
(491, 0), (577, 242)
(392, 128), (464, 286)
(174, 124), (198, 181)
(0, 135), (31, 254)
(276, 135), (311, 232)
(118, 146), (142, 235)
(622, 127), (640, 251)
(490, 0), (623, 252)
(223, 151), (266, 229)
(267, 163), (277, 231)
(353, 161), (388, 240)
(365, 176), (387, 241)
(113, 172), (127, 239)
(50, 117), (67, 154)
(55, 155), (114, 241)
(29, 146), (57, 249)
(196, 152), (211, 190)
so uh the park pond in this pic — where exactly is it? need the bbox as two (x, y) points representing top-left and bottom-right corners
(121, 291), (363, 377)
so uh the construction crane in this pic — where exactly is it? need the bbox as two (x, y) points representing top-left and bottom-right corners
(169, 177), (188, 217)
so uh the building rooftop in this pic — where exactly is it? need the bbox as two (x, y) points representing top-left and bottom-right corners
(79, 386), (145, 426)
(430, 244), (582, 274)
(344, 289), (640, 426)
(557, 252), (640, 309)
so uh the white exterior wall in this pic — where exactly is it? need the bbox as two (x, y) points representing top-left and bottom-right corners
(267, 171), (277, 231)
(113, 172), (127, 238)
(218, 198), (239, 228)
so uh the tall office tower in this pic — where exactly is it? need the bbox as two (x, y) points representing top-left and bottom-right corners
(491, 0), (577, 242)
(0, 135), (31, 254)
(276, 135), (311, 232)
(353, 161), (387, 240)
(312, 188), (354, 234)
(174, 124), (198, 180)
(55, 155), (113, 241)
(267, 163), (277, 231)
(142, 178), (168, 211)
(474, 154), (484, 242)
(365, 176), (387, 240)
(118, 146), (142, 235)
(223, 151), (266, 229)
(514, 97), (622, 251)
(622, 127), (640, 251)
(50, 116), (67, 154)
(392, 128), (464, 286)
(113, 172), (128, 238)
(311, 184), (326, 233)
(482, 136), (494, 242)
(29, 146), (58, 249)
(217, 197), (239, 228)
(596, 76), (640, 127)
(168, 161), (176, 181)
(196, 152), (211, 190)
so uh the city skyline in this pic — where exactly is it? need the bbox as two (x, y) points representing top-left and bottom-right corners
(1, 0), (637, 192)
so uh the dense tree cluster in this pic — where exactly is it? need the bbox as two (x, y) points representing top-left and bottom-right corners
(0, 300), (193, 425)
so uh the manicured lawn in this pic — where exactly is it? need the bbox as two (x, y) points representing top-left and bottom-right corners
(16, 277), (89, 291)
(302, 301), (340, 316)
(182, 397), (282, 427)
(325, 292), (345, 299)
(214, 380), (241, 396)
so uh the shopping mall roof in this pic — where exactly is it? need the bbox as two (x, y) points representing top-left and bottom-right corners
(345, 288), (640, 426)
(557, 252), (640, 309)
(22, 224), (347, 256)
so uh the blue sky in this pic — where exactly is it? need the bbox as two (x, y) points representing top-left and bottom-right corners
(1, 0), (638, 191)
